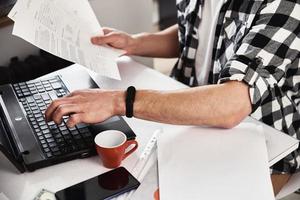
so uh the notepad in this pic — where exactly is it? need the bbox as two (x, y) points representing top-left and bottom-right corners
(157, 123), (275, 200)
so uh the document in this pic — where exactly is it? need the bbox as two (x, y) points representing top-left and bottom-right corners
(157, 123), (275, 200)
(8, 0), (124, 80)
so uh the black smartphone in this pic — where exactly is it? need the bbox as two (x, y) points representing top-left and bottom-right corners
(55, 167), (140, 200)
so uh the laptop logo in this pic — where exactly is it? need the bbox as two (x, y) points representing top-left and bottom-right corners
(15, 117), (23, 121)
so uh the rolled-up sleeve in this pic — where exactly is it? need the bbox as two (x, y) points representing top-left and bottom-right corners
(218, 0), (300, 138)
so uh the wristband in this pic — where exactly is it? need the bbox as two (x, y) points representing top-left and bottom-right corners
(125, 86), (136, 118)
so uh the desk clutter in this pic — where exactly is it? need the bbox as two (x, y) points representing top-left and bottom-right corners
(24, 122), (299, 200)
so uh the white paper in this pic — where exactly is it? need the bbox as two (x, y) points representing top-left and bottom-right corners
(8, 0), (124, 80)
(245, 117), (299, 167)
(157, 123), (275, 200)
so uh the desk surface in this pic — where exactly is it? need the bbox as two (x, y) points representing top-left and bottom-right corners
(0, 56), (298, 200)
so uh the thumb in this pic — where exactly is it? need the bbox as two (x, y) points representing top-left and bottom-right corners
(91, 33), (118, 45)
(102, 27), (115, 35)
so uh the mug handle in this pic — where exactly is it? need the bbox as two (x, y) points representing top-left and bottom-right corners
(123, 140), (138, 160)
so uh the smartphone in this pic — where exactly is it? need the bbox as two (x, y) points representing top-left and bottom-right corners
(55, 167), (140, 200)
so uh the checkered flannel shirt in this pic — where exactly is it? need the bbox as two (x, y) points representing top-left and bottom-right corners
(172, 0), (300, 174)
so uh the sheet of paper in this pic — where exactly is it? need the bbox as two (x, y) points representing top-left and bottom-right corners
(157, 123), (275, 200)
(245, 117), (299, 167)
(8, 0), (124, 80)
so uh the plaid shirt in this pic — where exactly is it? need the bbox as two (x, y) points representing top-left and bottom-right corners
(172, 0), (300, 174)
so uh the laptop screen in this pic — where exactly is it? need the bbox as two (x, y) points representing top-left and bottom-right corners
(0, 99), (25, 172)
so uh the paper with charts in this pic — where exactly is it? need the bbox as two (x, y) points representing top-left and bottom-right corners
(8, 0), (125, 80)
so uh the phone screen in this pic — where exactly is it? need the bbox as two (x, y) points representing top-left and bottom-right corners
(55, 167), (140, 200)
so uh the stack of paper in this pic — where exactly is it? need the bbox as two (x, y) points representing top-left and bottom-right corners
(8, 0), (124, 80)
(157, 123), (275, 200)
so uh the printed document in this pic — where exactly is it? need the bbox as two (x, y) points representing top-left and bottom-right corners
(8, 0), (124, 80)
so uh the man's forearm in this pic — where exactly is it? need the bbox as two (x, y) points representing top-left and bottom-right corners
(116, 81), (252, 128)
(131, 25), (179, 58)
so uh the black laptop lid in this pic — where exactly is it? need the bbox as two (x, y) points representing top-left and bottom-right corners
(0, 98), (25, 173)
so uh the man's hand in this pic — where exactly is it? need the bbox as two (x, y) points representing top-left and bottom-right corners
(90, 25), (180, 58)
(91, 27), (138, 55)
(45, 89), (125, 127)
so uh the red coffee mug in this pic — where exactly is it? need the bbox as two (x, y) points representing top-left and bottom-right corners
(94, 130), (138, 168)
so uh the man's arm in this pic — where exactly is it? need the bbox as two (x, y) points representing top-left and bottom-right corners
(91, 25), (179, 58)
(45, 81), (251, 129)
(133, 81), (251, 128)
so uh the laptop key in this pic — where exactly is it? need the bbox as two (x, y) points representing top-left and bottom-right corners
(40, 125), (48, 130)
(43, 148), (50, 153)
(61, 130), (69, 136)
(51, 145), (59, 151)
(33, 124), (39, 129)
(23, 92), (31, 96)
(51, 82), (62, 90)
(59, 126), (67, 131)
(46, 152), (53, 158)
(37, 117), (44, 122)
(42, 129), (50, 135)
(26, 96), (34, 103)
(33, 110), (40, 115)
(44, 134), (53, 139)
(35, 129), (42, 134)
(49, 91), (58, 100)
(48, 142), (57, 148)
(71, 130), (79, 136)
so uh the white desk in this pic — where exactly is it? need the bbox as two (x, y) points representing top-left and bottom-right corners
(0, 56), (298, 200)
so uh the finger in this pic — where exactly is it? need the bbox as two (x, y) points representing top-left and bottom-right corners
(102, 27), (115, 35)
(52, 104), (82, 124)
(66, 114), (82, 128)
(45, 98), (72, 121)
(91, 33), (119, 45)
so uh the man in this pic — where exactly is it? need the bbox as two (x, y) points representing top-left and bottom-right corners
(45, 0), (300, 195)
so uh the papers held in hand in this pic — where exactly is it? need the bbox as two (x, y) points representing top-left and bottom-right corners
(8, 0), (125, 80)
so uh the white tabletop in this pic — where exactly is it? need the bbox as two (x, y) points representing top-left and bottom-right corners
(0, 56), (298, 200)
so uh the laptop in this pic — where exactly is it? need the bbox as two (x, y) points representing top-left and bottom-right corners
(0, 67), (136, 173)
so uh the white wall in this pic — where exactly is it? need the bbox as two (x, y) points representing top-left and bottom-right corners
(0, 0), (154, 66)
(89, 0), (154, 67)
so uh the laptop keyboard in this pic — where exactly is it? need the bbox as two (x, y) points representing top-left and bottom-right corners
(12, 76), (94, 158)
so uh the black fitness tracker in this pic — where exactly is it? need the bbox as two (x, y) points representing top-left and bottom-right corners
(125, 86), (136, 118)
